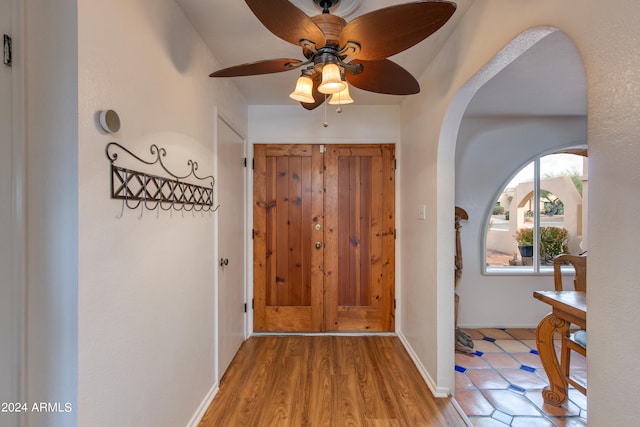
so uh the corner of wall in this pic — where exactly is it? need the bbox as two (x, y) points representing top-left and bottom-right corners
(396, 332), (450, 398)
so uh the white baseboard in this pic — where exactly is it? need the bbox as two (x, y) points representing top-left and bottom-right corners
(458, 323), (539, 329)
(396, 332), (450, 398)
(185, 383), (219, 427)
(397, 333), (473, 426)
(451, 396), (475, 427)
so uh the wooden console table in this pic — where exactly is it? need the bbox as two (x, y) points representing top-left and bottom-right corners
(533, 290), (586, 406)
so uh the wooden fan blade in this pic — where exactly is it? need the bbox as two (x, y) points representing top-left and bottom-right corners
(301, 74), (326, 110)
(209, 58), (303, 77)
(345, 59), (420, 95)
(339, 1), (456, 60)
(245, 0), (326, 48)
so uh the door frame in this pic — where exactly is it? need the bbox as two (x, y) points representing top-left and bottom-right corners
(247, 142), (400, 334)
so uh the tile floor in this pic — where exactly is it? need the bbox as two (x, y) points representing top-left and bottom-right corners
(455, 328), (587, 427)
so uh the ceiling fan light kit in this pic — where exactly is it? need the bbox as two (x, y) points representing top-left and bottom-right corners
(318, 63), (346, 94)
(290, 73), (316, 103)
(329, 84), (354, 105)
(210, 0), (457, 111)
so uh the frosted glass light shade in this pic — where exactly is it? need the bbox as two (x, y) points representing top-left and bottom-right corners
(318, 64), (346, 94)
(289, 75), (315, 103)
(328, 84), (354, 105)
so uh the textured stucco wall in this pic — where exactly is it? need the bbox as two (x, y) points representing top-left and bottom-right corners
(400, 2), (640, 423)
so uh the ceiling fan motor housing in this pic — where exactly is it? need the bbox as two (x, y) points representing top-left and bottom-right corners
(313, 51), (338, 74)
(304, 13), (347, 68)
(310, 13), (346, 48)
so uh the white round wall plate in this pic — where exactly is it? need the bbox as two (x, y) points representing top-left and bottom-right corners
(99, 109), (121, 133)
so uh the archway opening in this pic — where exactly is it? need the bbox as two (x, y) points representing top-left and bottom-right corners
(441, 27), (587, 421)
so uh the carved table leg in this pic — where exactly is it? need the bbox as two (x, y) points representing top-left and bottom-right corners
(536, 312), (569, 406)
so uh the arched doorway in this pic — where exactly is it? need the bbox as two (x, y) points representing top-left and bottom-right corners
(440, 27), (587, 422)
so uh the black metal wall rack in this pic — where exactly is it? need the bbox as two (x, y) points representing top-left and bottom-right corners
(105, 142), (219, 213)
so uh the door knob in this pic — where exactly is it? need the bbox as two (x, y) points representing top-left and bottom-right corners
(315, 242), (322, 250)
(219, 258), (229, 266)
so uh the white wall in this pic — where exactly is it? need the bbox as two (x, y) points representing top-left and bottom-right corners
(0, 1), (21, 426)
(455, 116), (587, 328)
(584, 0), (640, 421)
(249, 105), (401, 144)
(23, 1), (78, 426)
(400, 0), (640, 423)
(77, 0), (246, 426)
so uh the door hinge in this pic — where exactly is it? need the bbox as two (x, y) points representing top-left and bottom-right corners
(394, 299), (396, 309)
(3, 35), (12, 66)
(319, 144), (326, 153)
(252, 298), (255, 309)
(394, 158), (397, 170)
(243, 157), (247, 168)
(244, 303), (247, 313)
(252, 158), (255, 170)
(394, 229), (397, 240)
(251, 229), (255, 240)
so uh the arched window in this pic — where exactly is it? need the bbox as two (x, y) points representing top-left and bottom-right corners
(485, 147), (587, 272)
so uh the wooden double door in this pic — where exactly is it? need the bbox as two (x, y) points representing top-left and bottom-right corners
(253, 144), (395, 332)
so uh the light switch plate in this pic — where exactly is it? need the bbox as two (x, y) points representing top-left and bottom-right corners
(417, 204), (426, 220)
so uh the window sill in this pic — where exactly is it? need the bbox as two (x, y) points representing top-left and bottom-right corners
(483, 264), (575, 276)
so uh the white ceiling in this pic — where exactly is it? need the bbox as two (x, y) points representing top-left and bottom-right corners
(176, 0), (472, 105)
(176, 0), (586, 116)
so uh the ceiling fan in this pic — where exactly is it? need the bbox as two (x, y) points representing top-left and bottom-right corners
(209, 0), (457, 110)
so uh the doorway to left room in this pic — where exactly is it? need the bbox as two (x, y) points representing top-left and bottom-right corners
(216, 117), (246, 376)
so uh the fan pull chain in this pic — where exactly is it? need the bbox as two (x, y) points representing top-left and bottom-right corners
(323, 94), (329, 127)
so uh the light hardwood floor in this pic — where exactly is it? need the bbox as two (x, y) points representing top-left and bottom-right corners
(199, 335), (467, 427)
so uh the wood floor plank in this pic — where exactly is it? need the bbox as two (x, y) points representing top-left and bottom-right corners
(306, 336), (334, 426)
(199, 337), (278, 426)
(198, 335), (467, 427)
(360, 338), (400, 420)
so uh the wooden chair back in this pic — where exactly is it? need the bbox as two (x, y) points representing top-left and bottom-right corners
(551, 254), (588, 396)
(553, 254), (587, 292)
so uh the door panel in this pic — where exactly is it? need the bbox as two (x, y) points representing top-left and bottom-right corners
(270, 154), (310, 307)
(254, 145), (324, 331)
(325, 145), (395, 331)
(217, 118), (246, 376)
